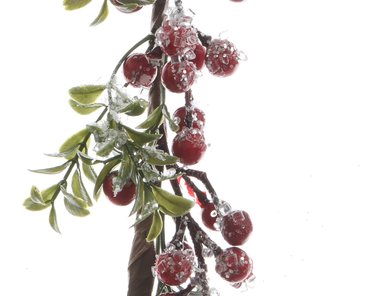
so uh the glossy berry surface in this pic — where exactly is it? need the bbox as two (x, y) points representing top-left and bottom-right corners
(201, 202), (219, 231)
(156, 19), (198, 57)
(215, 247), (253, 283)
(188, 43), (206, 70)
(109, 0), (142, 13)
(172, 130), (207, 165)
(155, 249), (194, 286)
(103, 171), (136, 206)
(173, 106), (205, 131)
(162, 61), (196, 93)
(123, 53), (157, 88)
(206, 39), (239, 77)
(221, 210), (253, 246)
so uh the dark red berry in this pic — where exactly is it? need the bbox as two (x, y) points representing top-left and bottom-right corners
(123, 53), (157, 88)
(215, 247), (253, 283)
(109, 0), (142, 13)
(155, 249), (194, 286)
(172, 130), (207, 165)
(221, 210), (253, 246)
(173, 106), (205, 131)
(206, 39), (239, 77)
(162, 61), (196, 93)
(156, 20), (198, 56)
(103, 171), (136, 206)
(189, 43), (206, 70)
(201, 202), (219, 231)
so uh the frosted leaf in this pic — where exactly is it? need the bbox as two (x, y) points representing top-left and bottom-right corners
(162, 168), (176, 178)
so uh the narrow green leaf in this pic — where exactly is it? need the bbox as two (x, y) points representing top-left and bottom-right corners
(119, 99), (148, 116)
(82, 162), (98, 183)
(29, 161), (70, 174)
(95, 138), (116, 157)
(59, 129), (89, 156)
(93, 158), (120, 200)
(136, 105), (163, 129)
(30, 186), (44, 204)
(162, 104), (179, 132)
(61, 186), (90, 217)
(23, 198), (50, 211)
(72, 169), (93, 206)
(49, 205), (61, 234)
(129, 179), (145, 216)
(130, 208), (156, 228)
(63, 0), (92, 10)
(69, 99), (105, 115)
(68, 85), (106, 104)
(90, 0), (109, 26)
(152, 185), (195, 217)
(77, 151), (99, 165)
(122, 125), (162, 146)
(118, 153), (133, 184)
(42, 184), (60, 202)
(146, 210), (163, 242)
(143, 149), (179, 166)
(45, 147), (78, 158)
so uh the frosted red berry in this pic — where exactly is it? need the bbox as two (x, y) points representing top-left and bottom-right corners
(172, 130), (207, 165)
(188, 43), (206, 70)
(156, 19), (199, 57)
(173, 106), (205, 131)
(201, 202), (219, 231)
(206, 39), (239, 77)
(215, 247), (253, 283)
(162, 61), (196, 93)
(221, 210), (253, 246)
(103, 171), (136, 206)
(155, 249), (194, 286)
(109, 0), (142, 13)
(123, 53), (157, 88)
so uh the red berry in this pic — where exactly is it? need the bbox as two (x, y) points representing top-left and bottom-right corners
(156, 20), (198, 56)
(155, 249), (194, 286)
(221, 210), (253, 246)
(162, 61), (196, 93)
(206, 39), (239, 77)
(215, 247), (253, 283)
(103, 171), (136, 206)
(201, 202), (219, 231)
(109, 0), (142, 13)
(188, 43), (206, 70)
(173, 106), (205, 131)
(123, 53), (157, 88)
(172, 130), (207, 165)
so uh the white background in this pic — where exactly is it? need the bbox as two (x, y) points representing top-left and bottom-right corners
(1, 0), (370, 295)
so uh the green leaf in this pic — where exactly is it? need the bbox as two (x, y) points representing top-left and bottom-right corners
(63, 0), (92, 10)
(93, 158), (120, 200)
(162, 104), (179, 132)
(129, 179), (145, 216)
(122, 125), (162, 146)
(130, 207), (156, 228)
(90, 0), (109, 26)
(29, 161), (70, 174)
(82, 162), (98, 183)
(45, 148), (78, 158)
(152, 186), (195, 217)
(136, 105), (163, 130)
(69, 99), (105, 115)
(119, 99), (148, 116)
(95, 138), (116, 157)
(61, 186), (90, 217)
(72, 169), (93, 206)
(118, 153), (133, 184)
(146, 210), (163, 242)
(41, 184), (60, 202)
(59, 129), (89, 157)
(30, 186), (45, 204)
(77, 151), (99, 165)
(23, 198), (50, 211)
(142, 148), (179, 166)
(68, 85), (106, 104)
(49, 205), (61, 234)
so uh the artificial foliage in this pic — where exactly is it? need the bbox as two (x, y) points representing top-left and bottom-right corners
(24, 0), (254, 295)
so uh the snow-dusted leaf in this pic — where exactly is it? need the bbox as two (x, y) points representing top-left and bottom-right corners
(69, 99), (105, 115)
(119, 99), (148, 116)
(136, 105), (163, 129)
(123, 125), (161, 146)
(129, 179), (145, 216)
(142, 148), (178, 166)
(63, 0), (92, 10)
(68, 85), (106, 104)
(146, 210), (163, 242)
(49, 205), (61, 234)
(59, 129), (89, 156)
(93, 158), (120, 200)
(90, 0), (109, 26)
(29, 161), (70, 174)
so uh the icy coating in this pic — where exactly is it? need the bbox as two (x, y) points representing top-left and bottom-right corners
(220, 210), (253, 246)
(123, 53), (158, 88)
(205, 39), (240, 77)
(162, 60), (196, 93)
